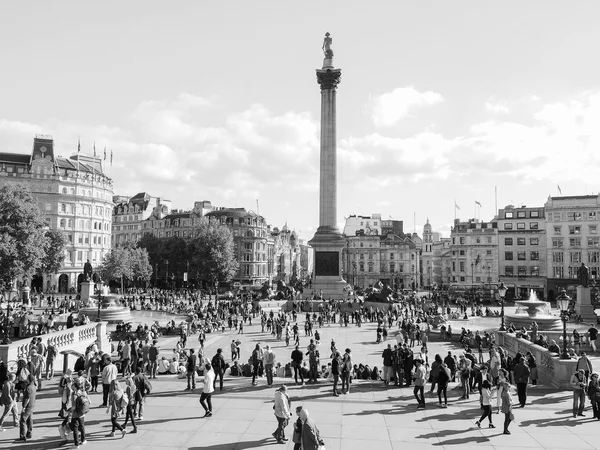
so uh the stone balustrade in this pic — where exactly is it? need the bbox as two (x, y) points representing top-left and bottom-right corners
(0, 322), (109, 374)
(497, 331), (578, 390)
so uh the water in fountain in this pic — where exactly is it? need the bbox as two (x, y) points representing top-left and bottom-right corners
(505, 289), (563, 331)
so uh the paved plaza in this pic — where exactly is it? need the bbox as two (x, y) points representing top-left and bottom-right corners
(2, 312), (600, 450)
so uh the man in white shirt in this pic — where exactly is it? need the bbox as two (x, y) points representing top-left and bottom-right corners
(199, 363), (215, 418)
(263, 345), (276, 387)
(100, 357), (117, 407)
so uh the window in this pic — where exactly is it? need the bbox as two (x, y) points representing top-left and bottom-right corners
(244, 243), (252, 251)
(505, 238), (513, 245)
(452, 262), (456, 271)
(504, 223), (513, 230)
(475, 276), (481, 282)
(460, 276), (465, 282)
(552, 238), (563, 247)
(459, 262), (465, 272)
(505, 252), (513, 260)
(517, 252), (526, 260)
(554, 226), (562, 235)
(460, 237), (465, 244)
(517, 238), (526, 245)
(399, 264), (404, 273)
(359, 263), (364, 272)
(553, 252), (564, 263)
(60, 219), (66, 228)
(390, 253), (394, 259)
(517, 223), (525, 229)
(588, 238), (600, 247)
(589, 212), (597, 221)
(518, 266), (527, 277)
(77, 234), (83, 244)
(530, 251), (539, 260)
(67, 234), (73, 244)
(574, 212), (583, 221)
(570, 252), (582, 263)
(374, 221), (378, 226)
(589, 252), (600, 263)
(569, 226), (581, 235)
(505, 212), (514, 218)
(487, 237), (492, 243)
(531, 211), (540, 218)
(486, 250), (492, 255)
(530, 238), (539, 245)
(590, 225), (598, 235)
(360, 242), (363, 248)
(505, 266), (514, 276)
(476, 238), (481, 244)
(517, 211), (526, 218)
(459, 250), (465, 256)
(360, 253), (364, 260)
(390, 263), (395, 272)
(570, 238), (582, 247)
(553, 266), (564, 278)
(530, 266), (540, 277)
(530, 222), (539, 229)
(368, 262), (374, 272)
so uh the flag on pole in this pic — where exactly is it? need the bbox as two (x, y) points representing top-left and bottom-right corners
(110, 149), (113, 166)
(93, 142), (96, 158)
(475, 200), (482, 207)
(77, 138), (81, 172)
(103, 146), (106, 160)
(454, 201), (460, 210)
(557, 185), (562, 195)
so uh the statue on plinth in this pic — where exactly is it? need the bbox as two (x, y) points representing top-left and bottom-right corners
(322, 32), (334, 59)
(578, 263), (589, 287)
(83, 260), (93, 281)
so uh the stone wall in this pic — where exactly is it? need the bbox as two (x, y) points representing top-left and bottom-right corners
(497, 331), (578, 390)
(0, 322), (110, 374)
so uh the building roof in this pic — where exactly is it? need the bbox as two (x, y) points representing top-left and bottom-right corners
(0, 153), (30, 164)
(206, 208), (262, 219)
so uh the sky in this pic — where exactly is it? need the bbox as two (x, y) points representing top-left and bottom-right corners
(1, 1), (600, 240)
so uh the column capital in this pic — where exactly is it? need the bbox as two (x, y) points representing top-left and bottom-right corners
(316, 68), (341, 91)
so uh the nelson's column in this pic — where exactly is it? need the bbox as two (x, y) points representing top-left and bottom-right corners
(308, 32), (347, 300)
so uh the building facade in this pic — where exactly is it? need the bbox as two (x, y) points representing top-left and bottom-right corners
(0, 136), (113, 293)
(497, 205), (547, 300)
(112, 192), (171, 246)
(343, 214), (383, 236)
(544, 195), (600, 301)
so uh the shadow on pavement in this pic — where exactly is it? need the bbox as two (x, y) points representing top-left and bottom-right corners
(189, 436), (274, 449)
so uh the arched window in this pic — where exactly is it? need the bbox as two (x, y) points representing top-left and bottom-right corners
(60, 219), (66, 228)
(62, 187), (67, 194)
(246, 230), (253, 237)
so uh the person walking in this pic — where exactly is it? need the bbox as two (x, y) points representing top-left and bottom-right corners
(576, 352), (593, 380)
(437, 362), (451, 408)
(122, 374), (138, 434)
(211, 349), (225, 391)
(475, 380), (495, 429)
(588, 324), (599, 353)
(132, 366), (151, 421)
(500, 380), (514, 434)
(106, 379), (126, 438)
(100, 356), (118, 408)
(272, 385), (291, 444)
(0, 373), (18, 431)
(71, 379), (89, 447)
(331, 352), (341, 396)
(251, 344), (263, 386)
(291, 345), (304, 385)
(513, 356), (531, 407)
(300, 409), (323, 450)
(571, 368), (587, 418)
(292, 405), (303, 450)
(185, 349), (198, 391)
(413, 358), (427, 408)
(458, 354), (471, 400)
(199, 363), (215, 418)
(429, 354), (442, 394)
(382, 344), (393, 385)
(341, 348), (352, 394)
(263, 345), (276, 387)
(588, 372), (600, 420)
(19, 374), (37, 442)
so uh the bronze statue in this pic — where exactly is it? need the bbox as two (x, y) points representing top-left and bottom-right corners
(322, 32), (333, 59)
(83, 259), (93, 281)
(578, 262), (589, 287)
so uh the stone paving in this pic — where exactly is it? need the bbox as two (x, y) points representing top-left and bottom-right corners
(2, 312), (600, 450)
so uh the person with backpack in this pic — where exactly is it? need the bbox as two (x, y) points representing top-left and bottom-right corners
(70, 378), (89, 447)
(122, 373), (138, 434)
(106, 379), (126, 438)
(211, 349), (225, 391)
(132, 366), (151, 421)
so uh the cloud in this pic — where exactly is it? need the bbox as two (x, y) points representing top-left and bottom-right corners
(484, 99), (510, 114)
(371, 86), (444, 127)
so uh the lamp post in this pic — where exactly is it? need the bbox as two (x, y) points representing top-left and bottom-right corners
(556, 288), (571, 360)
(428, 263), (432, 299)
(2, 286), (16, 344)
(96, 289), (102, 323)
(498, 281), (507, 331)
(165, 260), (169, 290)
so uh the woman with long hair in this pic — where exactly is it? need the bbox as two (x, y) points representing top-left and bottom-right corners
(106, 379), (126, 438)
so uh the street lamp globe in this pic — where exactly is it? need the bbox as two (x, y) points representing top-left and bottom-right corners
(555, 288), (572, 360)
(498, 281), (507, 299)
(556, 288), (571, 312)
(498, 281), (507, 331)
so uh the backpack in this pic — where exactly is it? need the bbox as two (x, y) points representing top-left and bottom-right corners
(76, 395), (90, 415)
(143, 376), (152, 395)
(18, 367), (30, 382)
(211, 354), (222, 370)
(118, 392), (129, 409)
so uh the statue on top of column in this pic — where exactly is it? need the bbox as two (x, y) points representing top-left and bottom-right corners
(578, 262), (589, 287)
(322, 32), (334, 59)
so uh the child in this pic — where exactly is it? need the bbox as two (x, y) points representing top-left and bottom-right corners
(475, 380), (494, 428)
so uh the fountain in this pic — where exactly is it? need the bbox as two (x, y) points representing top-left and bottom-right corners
(505, 290), (563, 331)
(78, 286), (131, 323)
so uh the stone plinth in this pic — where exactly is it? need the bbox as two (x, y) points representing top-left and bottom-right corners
(576, 286), (597, 321)
(80, 281), (93, 304)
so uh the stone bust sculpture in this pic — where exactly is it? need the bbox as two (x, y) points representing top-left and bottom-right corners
(578, 262), (589, 287)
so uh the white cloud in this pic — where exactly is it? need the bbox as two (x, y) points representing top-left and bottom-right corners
(484, 100), (510, 115)
(371, 86), (444, 127)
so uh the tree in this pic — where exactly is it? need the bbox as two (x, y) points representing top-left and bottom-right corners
(130, 247), (153, 286)
(40, 230), (68, 275)
(189, 221), (238, 288)
(98, 245), (153, 289)
(0, 185), (47, 290)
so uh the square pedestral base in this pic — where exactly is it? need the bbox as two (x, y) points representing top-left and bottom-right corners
(309, 232), (348, 300)
(80, 281), (93, 305)
(576, 286), (597, 321)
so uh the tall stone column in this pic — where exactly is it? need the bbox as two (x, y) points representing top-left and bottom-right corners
(308, 33), (347, 300)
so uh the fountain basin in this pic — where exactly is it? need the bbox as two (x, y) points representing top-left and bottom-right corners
(78, 294), (131, 324)
(505, 290), (563, 331)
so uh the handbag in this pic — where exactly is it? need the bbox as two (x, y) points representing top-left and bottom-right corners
(292, 429), (301, 444)
(508, 411), (515, 421)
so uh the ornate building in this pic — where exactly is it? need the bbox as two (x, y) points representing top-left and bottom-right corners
(112, 192), (171, 246)
(0, 136), (113, 293)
